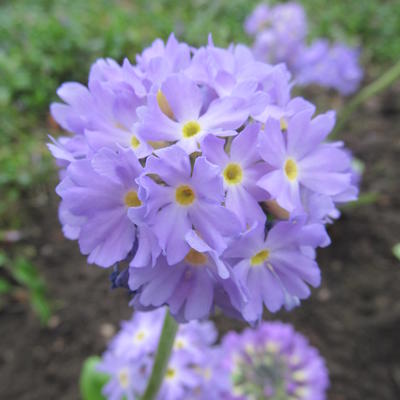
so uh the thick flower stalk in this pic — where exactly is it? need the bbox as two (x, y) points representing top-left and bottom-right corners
(95, 310), (329, 400)
(245, 2), (363, 95)
(49, 33), (358, 324)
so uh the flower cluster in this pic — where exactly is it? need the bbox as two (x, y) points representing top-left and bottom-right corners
(50, 33), (358, 324)
(245, 2), (363, 95)
(97, 309), (329, 400)
(221, 321), (329, 400)
(96, 308), (221, 400)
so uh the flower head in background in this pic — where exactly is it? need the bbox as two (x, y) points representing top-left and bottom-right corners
(295, 40), (364, 95)
(246, 2), (363, 95)
(97, 311), (329, 400)
(96, 308), (219, 400)
(222, 321), (329, 400)
(50, 32), (359, 323)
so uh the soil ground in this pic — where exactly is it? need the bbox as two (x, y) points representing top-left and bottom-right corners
(0, 89), (399, 400)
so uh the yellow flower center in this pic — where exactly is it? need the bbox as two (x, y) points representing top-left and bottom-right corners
(130, 135), (140, 149)
(117, 368), (130, 389)
(182, 121), (201, 138)
(175, 185), (195, 206)
(280, 117), (288, 131)
(184, 248), (208, 266)
(124, 190), (142, 207)
(284, 158), (298, 181)
(156, 89), (174, 119)
(293, 370), (308, 382)
(223, 163), (243, 185)
(250, 250), (270, 266)
(135, 331), (146, 342)
(166, 367), (176, 379)
(174, 338), (185, 350)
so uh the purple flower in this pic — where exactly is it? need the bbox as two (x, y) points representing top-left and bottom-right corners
(129, 230), (243, 322)
(244, 4), (270, 35)
(136, 73), (249, 154)
(257, 111), (353, 212)
(47, 134), (90, 171)
(223, 219), (324, 322)
(186, 37), (274, 102)
(56, 148), (143, 267)
(201, 123), (268, 228)
(97, 309), (220, 400)
(50, 58), (152, 160)
(135, 33), (191, 87)
(130, 145), (242, 264)
(49, 33), (360, 326)
(109, 308), (165, 359)
(158, 354), (200, 400)
(295, 40), (363, 95)
(250, 3), (307, 65)
(221, 321), (329, 400)
(97, 352), (151, 400)
(246, 2), (363, 95)
(174, 319), (217, 361)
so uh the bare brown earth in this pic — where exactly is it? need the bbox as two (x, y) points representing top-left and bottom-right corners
(0, 88), (399, 400)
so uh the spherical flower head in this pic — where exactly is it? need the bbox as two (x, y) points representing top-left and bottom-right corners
(246, 3), (363, 95)
(222, 321), (329, 400)
(295, 40), (363, 95)
(49, 32), (360, 326)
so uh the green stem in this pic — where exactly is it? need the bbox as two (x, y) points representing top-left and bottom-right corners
(333, 59), (400, 137)
(141, 309), (178, 400)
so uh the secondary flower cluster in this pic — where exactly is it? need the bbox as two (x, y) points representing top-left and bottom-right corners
(97, 309), (219, 400)
(245, 2), (363, 95)
(50, 33), (358, 324)
(97, 309), (329, 400)
(222, 322), (329, 400)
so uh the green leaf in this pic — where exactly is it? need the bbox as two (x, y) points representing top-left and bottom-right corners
(0, 251), (9, 267)
(10, 256), (52, 324)
(0, 278), (12, 294)
(340, 191), (379, 210)
(13, 257), (39, 286)
(31, 290), (52, 324)
(80, 356), (109, 400)
(393, 243), (400, 262)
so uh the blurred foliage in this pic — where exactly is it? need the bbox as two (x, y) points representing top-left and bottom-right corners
(80, 356), (109, 400)
(0, 0), (399, 320)
(393, 244), (400, 262)
(0, 250), (51, 324)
